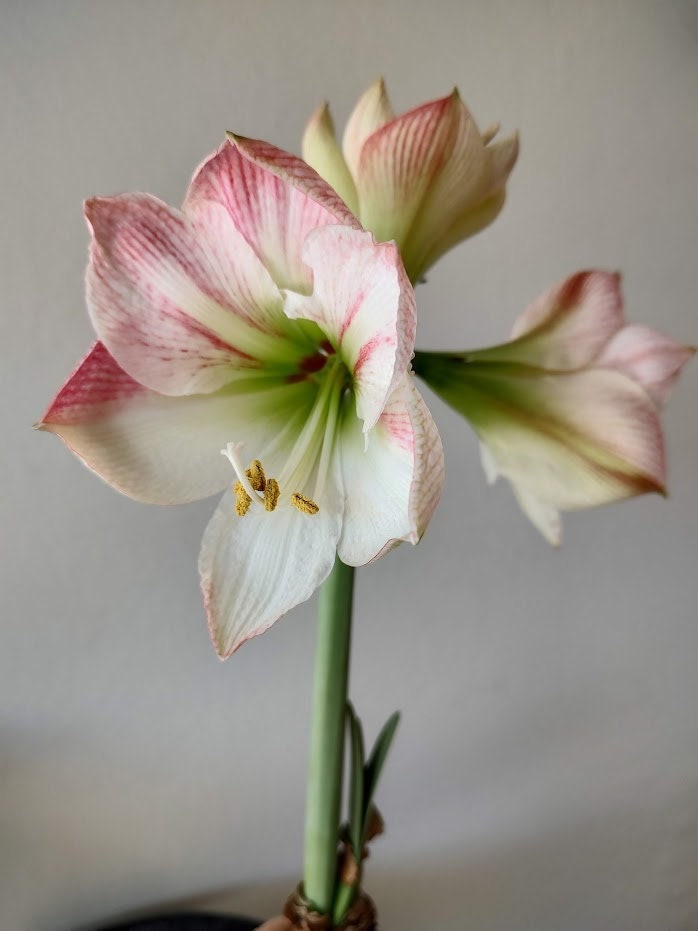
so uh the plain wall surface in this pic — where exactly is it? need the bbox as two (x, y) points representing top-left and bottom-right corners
(2, 2), (697, 929)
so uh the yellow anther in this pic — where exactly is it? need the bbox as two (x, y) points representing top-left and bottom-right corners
(264, 478), (281, 512)
(246, 459), (267, 492)
(234, 481), (252, 516)
(291, 492), (320, 515)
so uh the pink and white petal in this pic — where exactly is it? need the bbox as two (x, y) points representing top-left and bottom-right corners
(399, 93), (493, 279)
(496, 271), (626, 371)
(231, 135), (361, 230)
(406, 378), (445, 540)
(186, 199), (289, 335)
(480, 422), (646, 523)
(477, 368), (666, 513)
(337, 376), (443, 566)
(185, 138), (359, 292)
(355, 92), (463, 249)
(407, 131), (518, 280)
(86, 195), (290, 396)
(285, 226), (416, 431)
(342, 78), (394, 178)
(38, 343), (312, 505)
(597, 323), (695, 406)
(532, 368), (667, 495)
(199, 476), (343, 658)
(302, 103), (359, 216)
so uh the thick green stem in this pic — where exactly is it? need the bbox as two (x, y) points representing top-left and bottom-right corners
(303, 556), (355, 915)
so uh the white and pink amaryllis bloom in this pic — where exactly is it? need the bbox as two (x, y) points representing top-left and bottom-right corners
(413, 271), (693, 545)
(302, 79), (519, 284)
(39, 136), (444, 657)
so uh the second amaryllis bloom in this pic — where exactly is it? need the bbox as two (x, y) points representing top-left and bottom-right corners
(414, 271), (693, 544)
(302, 79), (519, 284)
(38, 136), (444, 656)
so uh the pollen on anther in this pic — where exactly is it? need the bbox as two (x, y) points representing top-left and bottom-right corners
(234, 481), (252, 516)
(264, 478), (280, 512)
(291, 492), (320, 515)
(246, 459), (267, 492)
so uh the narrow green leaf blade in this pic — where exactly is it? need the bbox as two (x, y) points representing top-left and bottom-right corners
(362, 710), (400, 841)
(346, 701), (365, 857)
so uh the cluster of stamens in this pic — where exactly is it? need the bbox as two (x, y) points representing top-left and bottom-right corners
(223, 444), (319, 518)
(233, 459), (281, 516)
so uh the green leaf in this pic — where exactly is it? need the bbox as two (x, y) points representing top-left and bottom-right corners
(346, 701), (365, 857)
(362, 710), (400, 843)
(332, 881), (356, 928)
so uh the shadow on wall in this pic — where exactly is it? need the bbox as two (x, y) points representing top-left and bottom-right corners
(8, 678), (698, 931)
(167, 795), (697, 931)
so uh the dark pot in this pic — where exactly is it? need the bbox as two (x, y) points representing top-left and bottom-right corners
(94, 913), (261, 931)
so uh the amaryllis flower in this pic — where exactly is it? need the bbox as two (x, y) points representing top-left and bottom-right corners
(413, 271), (693, 545)
(302, 79), (519, 284)
(38, 136), (444, 656)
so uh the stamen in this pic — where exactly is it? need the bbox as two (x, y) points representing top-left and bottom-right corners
(264, 478), (281, 512)
(234, 481), (252, 516)
(223, 443), (284, 516)
(291, 492), (319, 515)
(246, 459), (267, 492)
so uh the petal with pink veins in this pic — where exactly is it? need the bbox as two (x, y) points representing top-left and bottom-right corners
(303, 83), (518, 280)
(86, 194), (296, 396)
(355, 92), (461, 252)
(283, 226), (416, 432)
(337, 375), (444, 566)
(342, 77), (394, 178)
(493, 271), (626, 371)
(185, 137), (360, 292)
(472, 368), (666, 511)
(398, 93), (493, 279)
(38, 342), (315, 505)
(413, 287), (685, 545)
(596, 323), (696, 406)
(414, 131), (519, 279)
(231, 135), (360, 230)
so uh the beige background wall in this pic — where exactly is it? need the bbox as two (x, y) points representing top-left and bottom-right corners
(2, 2), (697, 929)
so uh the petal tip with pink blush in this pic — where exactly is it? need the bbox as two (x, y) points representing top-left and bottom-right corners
(224, 130), (245, 146)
